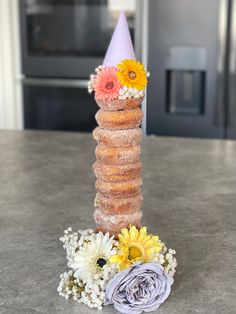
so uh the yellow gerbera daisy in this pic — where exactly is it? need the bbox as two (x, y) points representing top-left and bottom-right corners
(110, 226), (163, 270)
(116, 59), (147, 90)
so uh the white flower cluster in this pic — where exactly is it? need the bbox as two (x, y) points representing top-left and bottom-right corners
(118, 86), (145, 100)
(88, 74), (96, 93)
(57, 270), (84, 300)
(58, 228), (117, 310)
(60, 228), (94, 263)
(95, 65), (105, 73)
(88, 65), (105, 93)
(153, 244), (177, 277)
(145, 68), (150, 78)
(77, 264), (117, 310)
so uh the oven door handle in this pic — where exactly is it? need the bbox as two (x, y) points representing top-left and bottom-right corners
(21, 77), (89, 88)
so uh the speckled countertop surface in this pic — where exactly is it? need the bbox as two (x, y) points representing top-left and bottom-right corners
(0, 131), (235, 314)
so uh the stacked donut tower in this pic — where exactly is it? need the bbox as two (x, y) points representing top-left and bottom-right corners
(88, 12), (149, 237)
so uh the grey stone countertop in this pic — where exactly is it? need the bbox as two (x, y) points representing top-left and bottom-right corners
(0, 130), (236, 314)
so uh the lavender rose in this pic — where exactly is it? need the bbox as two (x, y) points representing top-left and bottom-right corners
(106, 262), (173, 314)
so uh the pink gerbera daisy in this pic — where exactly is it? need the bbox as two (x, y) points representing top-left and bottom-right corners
(94, 67), (121, 100)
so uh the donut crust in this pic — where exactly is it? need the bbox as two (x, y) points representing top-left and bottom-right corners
(95, 144), (141, 165)
(96, 178), (142, 198)
(94, 208), (143, 237)
(93, 127), (142, 148)
(94, 193), (143, 214)
(95, 97), (143, 111)
(95, 108), (143, 130)
(93, 161), (141, 182)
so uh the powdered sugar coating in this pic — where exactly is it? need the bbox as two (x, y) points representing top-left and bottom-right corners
(95, 108), (143, 130)
(96, 178), (142, 198)
(95, 96), (143, 111)
(95, 144), (141, 165)
(93, 127), (142, 148)
(94, 208), (143, 237)
(94, 194), (143, 214)
(93, 94), (143, 233)
(93, 161), (141, 182)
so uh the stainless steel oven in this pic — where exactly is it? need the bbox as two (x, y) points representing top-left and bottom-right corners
(20, 0), (136, 78)
(23, 78), (98, 131)
(19, 0), (137, 131)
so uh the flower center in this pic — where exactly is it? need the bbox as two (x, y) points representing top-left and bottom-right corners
(128, 245), (143, 260)
(105, 81), (114, 90)
(128, 71), (137, 80)
(96, 257), (107, 268)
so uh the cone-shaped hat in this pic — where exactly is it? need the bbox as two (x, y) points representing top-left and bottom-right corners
(103, 11), (136, 66)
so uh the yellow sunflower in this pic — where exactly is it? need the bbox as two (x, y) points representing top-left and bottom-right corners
(116, 59), (147, 90)
(110, 226), (163, 270)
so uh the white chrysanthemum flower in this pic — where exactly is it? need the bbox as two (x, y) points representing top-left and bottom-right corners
(59, 228), (118, 310)
(69, 232), (116, 282)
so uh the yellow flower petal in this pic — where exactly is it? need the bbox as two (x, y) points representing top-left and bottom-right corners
(119, 235), (126, 245)
(154, 244), (163, 253)
(151, 235), (160, 242)
(117, 59), (147, 90)
(144, 239), (157, 249)
(137, 226), (147, 242)
(119, 260), (131, 270)
(142, 235), (152, 245)
(109, 254), (122, 264)
(110, 225), (163, 270)
(120, 228), (129, 239)
(145, 247), (156, 259)
(129, 226), (139, 242)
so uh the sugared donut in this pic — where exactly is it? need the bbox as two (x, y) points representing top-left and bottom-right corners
(95, 144), (141, 165)
(94, 193), (143, 214)
(93, 161), (141, 182)
(96, 178), (142, 198)
(93, 127), (142, 148)
(95, 108), (143, 130)
(95, 96), (143, 111)
(94, 208), (143, 238)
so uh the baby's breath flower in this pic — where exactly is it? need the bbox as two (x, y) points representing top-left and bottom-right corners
(118, 86), (145, 100)
(57, 270), (84, 300)
(88, 72), (98, 93)
(153, 244), (177, 277)
(95, 65), (105, 73)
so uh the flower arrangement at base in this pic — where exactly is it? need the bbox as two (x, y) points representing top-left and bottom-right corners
(58, 226), (177, 313)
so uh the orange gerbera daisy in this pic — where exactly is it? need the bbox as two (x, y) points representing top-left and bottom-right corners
(117, 59), (147, 90)
(94, 67), (121, 100)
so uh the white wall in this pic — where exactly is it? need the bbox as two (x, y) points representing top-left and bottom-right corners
(0, 0), (23, 129)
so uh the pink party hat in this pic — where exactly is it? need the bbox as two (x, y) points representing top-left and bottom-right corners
(103, 11), (136, 66)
